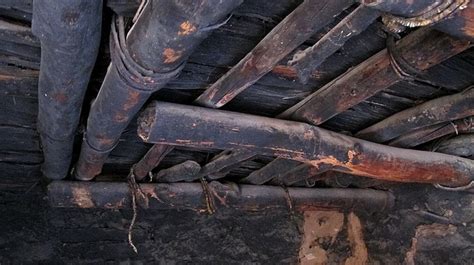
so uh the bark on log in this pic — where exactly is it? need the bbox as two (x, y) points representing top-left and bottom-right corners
(194, 0), (353, 108)
(138, 102), (474, 186)
(357, 88), (474, 143)
(289, 6), (380, 84)
(75, 0), (242, 180)
(389, 117), (474, 148)
(279, 28), (471, 125)
(48, 181), (394, 213)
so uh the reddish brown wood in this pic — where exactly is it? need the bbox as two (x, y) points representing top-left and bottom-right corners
(194, 0), (353, 108)
(48, 181), (394, 213)
(389, 117), (474, 148)
(357, 88), (474, 143)
(138, 102), (474, 186)
(279, 28), (471, 125)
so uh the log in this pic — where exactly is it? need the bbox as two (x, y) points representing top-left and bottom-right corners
(75, 0), (242, 180)
(194, 0), (353, 108)
(289, 6), (380, 84)
(389, 117), (474, 148)
(279, 28), (471, 125)
(48, 181), (394, 213)
(357, 88), (474, 142)
(155, 160), (201, 183)
(270, 161), (329, 186)
(138, 102), (474, 186)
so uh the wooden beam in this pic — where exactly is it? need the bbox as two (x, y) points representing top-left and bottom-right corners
(133, 144), (174, 181)
(48, 181), (394, 213)
(241, 158), (302, 185)
(279, 28), (471, 125)
(198, 149), (255, 180)
(357, 87), (474, 142)
(436, 134), (474, 158)
(155, 160), (201, 183)
(138, 102), (474, 186)
(388, 117), (474, 148)
(194, 0), (353, 108)
(289, 6), (380, 84)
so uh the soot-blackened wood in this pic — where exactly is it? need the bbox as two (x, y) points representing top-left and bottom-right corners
(241, 158), (302, 185)
(32, 0), (102, 179)
(389, 117), (474, 148)
(270, 161), (329, 186)
(138, 102), (474, 186)
(198, 149), (255, 180)
(436, 134), (474, 158)
(279, 28), (471, 125)
(75, 0), (242, 181)
(133, 144), (174, 181)
(155, 160), (201, 183)
(289, 6), (380, 84)
(48, 181), (394, 213)
(357, 87), (474, 143)
(194, 0), (353, 108)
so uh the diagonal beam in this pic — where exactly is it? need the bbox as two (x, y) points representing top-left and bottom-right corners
(194, 0), (353, 108)
(356, 87), (474, 142)
(279, 28), (471, 125)
(138, 102), (474, 186)
(389, 116), (474, 148)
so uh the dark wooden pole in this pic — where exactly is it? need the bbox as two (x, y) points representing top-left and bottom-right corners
(357, 87), (474, 142)
(389, 117), (474, 148)
(48, 181), (394, 213)
(138, 102), (474, 186)
(74, 0), (242, 180)
(279, 28), (471, 125)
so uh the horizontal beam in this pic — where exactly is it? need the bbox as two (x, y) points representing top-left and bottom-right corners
(48, 181), (394, 213)
(138, 102), (474, 186)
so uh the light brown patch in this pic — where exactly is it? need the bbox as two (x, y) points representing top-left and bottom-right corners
(404, 223), (457, 265)
(71, 186), (95, 208)
(178, 21), (197, 36)
(345, 213), (368, 265)
(299, 211), (344, 265)
(163, 48), (182, 64)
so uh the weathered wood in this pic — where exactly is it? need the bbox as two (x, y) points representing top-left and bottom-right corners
(138, 102), (474, 186)
(198, 149), (255, 180)
(389, 117), (474, 148)
(279, 28), (471, 125)
(195, 0), (353, 108)
(241, 158), (302, 185)
(133, 144), (174, 181)
(289, 6), (380, 84)
(155, 160), (201, 183)
(75, 0), (242, 180)
(436, 134), (474, 158)
(270, 161), (328, 186)
(357, 87), (474, 143)
(48, 181), (394, 213)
